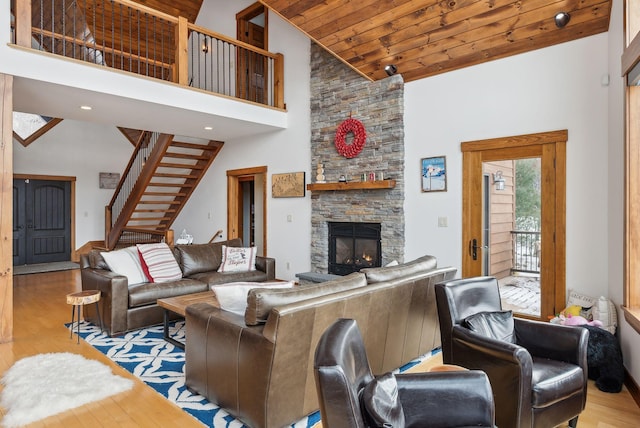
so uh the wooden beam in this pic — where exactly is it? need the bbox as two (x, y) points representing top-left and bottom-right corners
(175, 17), (188, 86)
(0, 74), (13, 343)
(15, 0), (31, 48)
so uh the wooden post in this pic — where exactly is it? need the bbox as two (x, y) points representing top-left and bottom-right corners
(15, 0), (32, 48)
(273, 53), (285, 109)
(0, 74), (14, 343)
(174, 17), (189, 86)
(105, 206), (112, 249)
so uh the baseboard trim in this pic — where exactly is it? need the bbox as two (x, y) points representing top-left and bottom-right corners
(74, 240), (105, 262)
(625, 368), (640, 407)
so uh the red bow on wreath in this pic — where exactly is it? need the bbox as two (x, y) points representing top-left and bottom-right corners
(335, 118), (366, 158)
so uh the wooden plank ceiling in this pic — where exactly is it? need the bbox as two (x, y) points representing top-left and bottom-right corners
(260, 0), (612, 82)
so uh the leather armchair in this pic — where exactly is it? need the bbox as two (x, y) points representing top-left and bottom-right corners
(314, 318), (495, 428)
(435, 276), (589, 428)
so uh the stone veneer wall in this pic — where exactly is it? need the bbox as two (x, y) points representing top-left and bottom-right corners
(309, 42), (405, 273)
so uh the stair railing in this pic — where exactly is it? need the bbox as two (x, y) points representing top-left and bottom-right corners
(105, 130), (165, 248)
(12, 0), (284, 108)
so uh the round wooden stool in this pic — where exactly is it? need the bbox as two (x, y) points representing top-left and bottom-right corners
(66, 290), (103, 343)
(429, 364), (468, 372)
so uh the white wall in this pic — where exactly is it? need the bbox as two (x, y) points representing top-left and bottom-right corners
(172, 0), (312, 281)
(12, 120), (133, 247)
(404, 34), (610, 301)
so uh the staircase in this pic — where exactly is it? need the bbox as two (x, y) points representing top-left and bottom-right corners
(106, 131), (223, 249)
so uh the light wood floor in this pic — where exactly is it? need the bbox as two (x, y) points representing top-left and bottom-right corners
(1, 269), (640, 427)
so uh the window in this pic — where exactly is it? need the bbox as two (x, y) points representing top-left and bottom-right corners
(12, 112), (62, 147)
(623, 1), (640, 332)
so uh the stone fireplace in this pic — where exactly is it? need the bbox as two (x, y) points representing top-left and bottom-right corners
(328, 222), (381, 275)
(308, 43), (405, 274)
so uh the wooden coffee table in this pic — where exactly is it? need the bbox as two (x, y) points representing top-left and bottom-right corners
(157, 291), (219, 349)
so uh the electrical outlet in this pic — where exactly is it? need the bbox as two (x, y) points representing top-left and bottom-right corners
(286, 262), (291, 270)
(438, 216), (448, 227)
(287, 214), (292, 222)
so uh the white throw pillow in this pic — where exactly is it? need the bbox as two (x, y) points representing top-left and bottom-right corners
(217, 245), (257, 273)
(100, 246), (148, 285)
(136, 243), (183, 283)
(212, 281), (294, 315)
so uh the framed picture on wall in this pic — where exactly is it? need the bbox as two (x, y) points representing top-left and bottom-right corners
(272, 172), (306, 198)
(421, 156), (447, 192)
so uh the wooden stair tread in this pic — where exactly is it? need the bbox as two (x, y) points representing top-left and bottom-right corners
(148, 182), (195, 187)
(143, 192), (188, 196)
(128, 217), (172, 222)
(158, 162), (204, 169)
(134, 209), (177, 213)
(153, 173), (199, 179)
(170, 141), (219, 150)
(164, 152), (211, 160)
(138, 200), (182, 204)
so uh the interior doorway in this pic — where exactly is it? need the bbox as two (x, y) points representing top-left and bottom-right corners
(236, 2), (268, 104)
(227, 166), (266, 256)
(461, 131), (567, 321)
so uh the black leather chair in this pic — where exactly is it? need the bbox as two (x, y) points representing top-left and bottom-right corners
(314, 318), (495, 428)
(435, 276), (589, 428)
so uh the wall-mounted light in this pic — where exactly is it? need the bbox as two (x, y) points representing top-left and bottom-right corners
(384, 64), (398, 76)
(493, 170), (506, 191)
(554, 12), (571, 28)
(202, 38), (209, 54)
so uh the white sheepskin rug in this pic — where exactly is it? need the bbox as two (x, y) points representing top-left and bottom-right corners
(1, 352), (134, 427)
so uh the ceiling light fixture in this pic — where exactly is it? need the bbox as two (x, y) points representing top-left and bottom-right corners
(554, 12), (571, 28)
(384, 64), (398, 76)
(204, 126), (213, 130)
(80, 105), (92, 110)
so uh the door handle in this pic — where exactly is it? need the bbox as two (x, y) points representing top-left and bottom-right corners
(469, 239), (488, 261)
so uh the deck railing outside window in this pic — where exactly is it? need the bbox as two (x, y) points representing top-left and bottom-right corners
(11, 0), (284, 108)
(511, 230), (541, 274)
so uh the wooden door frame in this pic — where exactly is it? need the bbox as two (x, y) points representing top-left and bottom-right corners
(236, 2), (268, 103)
(236, 2), (268, 50)
(227, 166), (267, 254)
(461, 130), (567, 318)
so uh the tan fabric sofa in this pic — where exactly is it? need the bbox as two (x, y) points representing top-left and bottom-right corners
(185, 255), (456, 428)
(80, 238), (275, 336)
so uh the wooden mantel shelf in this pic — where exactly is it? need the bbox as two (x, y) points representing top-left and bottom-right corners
(306, 179), (396, 191)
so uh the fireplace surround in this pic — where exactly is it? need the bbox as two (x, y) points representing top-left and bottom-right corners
(328, 222), (381, 275)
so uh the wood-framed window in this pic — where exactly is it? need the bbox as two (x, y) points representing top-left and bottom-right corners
(623, 2), (640, 333)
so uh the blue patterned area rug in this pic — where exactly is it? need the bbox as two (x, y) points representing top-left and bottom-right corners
(72, 321), (436, 428)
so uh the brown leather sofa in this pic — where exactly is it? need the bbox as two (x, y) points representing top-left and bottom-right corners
(80, 238), (275, 336)
(185, 255), (456, 428)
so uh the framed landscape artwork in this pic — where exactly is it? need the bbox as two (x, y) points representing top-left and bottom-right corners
(421, 156), (447, 192)
(272, 172), (306, 198)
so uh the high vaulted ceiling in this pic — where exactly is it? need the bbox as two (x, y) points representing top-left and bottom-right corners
(260, 0), (612, 82)
(128, 1), (612, 83)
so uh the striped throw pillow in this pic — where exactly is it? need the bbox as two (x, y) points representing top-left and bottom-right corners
(137, 243), (183, 283)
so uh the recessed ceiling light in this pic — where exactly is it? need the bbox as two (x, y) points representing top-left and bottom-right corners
(204, 126), (213, 130)
(80, 105), (92, 110)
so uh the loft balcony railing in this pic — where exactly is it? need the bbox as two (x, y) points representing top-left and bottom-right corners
(511, 230), (541, 275)
(11, 0), (284, 109)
